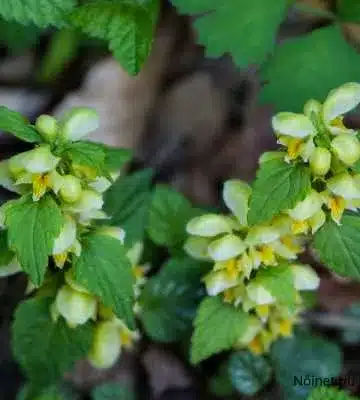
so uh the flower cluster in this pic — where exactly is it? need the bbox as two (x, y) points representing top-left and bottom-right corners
(0, 107), (148, 369)
(271, 82), (360, 225)
(52, 241), (147, 369)
(185, 180), (320, 354)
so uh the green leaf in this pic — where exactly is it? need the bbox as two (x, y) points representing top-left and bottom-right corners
(73, 233), (135, 329)
(148, 185), (195, 248)
(5, 195), (64, 286)
(92, 383), (135, 400)
(170, 0), (288, 66)
(209, 362), (235, 397)
(191, 296), (251, 364)
(313, 213), (360, 279)
(271, 331), (342, 399)
(248, 159), (311, 225)
(39, 28), (80, 83)
(0, 0), (76, 28)
(0, 18), (41, 53)
(17, 383), (78, 400)
(62, 141), (106, 175)
(260, 25), (360, 111)
(102, 146), (132, 172)
(103, 169), (153, 247)
(307, 386), (359, 400)
(12, 297), (93, 388)
(0, 106), (42, 143)
(139, 257), (206, 343)
(252, 264), (297, 310)
(71, 0), (159, 75)
(337, 0), (360, 23)
(229, 351), (272, 396)
(0, 229), (15, 265)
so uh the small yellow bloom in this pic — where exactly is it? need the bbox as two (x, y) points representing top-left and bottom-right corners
(287, 138), (302, 160)
(328, 196), (346, 224)
(279, 319), (293, 337)
(53, 252), (68, 269)
(224, 258), (238, 280)
(259, 245), (277, 266)
(291, 219), (309, 235)
(32, 173), (50, 201)
(249, 336), (263, 355)
(256, 304), (270, 319)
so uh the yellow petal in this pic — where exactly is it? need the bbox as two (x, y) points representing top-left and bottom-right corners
(32, 173), (50, 201)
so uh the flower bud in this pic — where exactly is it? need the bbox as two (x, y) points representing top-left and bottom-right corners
(207, 234), (246, 261)
(246, 283), (275, 305)
(304, 99), (322, 118)
(272, 112), (315, 138)
(184, 236), (210, 260)
(291, 264), (320, 291)
(88, 321), (121, 369)
(237, 317), (262, 345)
(21, 146), (60, 174)
(203, 270), (238, 296)
(327, 173), (360, 200)
(98, 226), (125, 244)
(55, 285), (97, 327)
(53, 216), (77, 255)
(61, 107), (99, 142)
(222, 180), (251, 226)
(0, 161), (20, 193)
(287, 190), (323, 221)
(331, 135), (360, 166)
(35, 115), (58, 142)
(309, 147), (331, 176)
(323, 82), (360, 131)
(245, 226), (280, 246)
(186, 214), (232, 237)
(59, 175), (82, 203)
(70, 189), (104, 213)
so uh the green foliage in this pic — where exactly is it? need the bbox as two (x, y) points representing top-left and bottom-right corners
(271, 331), (343, 399)
(0, 229), (15, 265)
(307, 386), (359, 400)
(248, 159), (311, 225)
(313, 213), (360, 279)
(139, 257), (207, 342)
(252, 265), (297, 310)
(39, 28), (80, 83)
(0, 0), (76, 28)
(73, 233), (135, 329)
(191, 296), (251, 364)
(148, 184), (196, 248)
(209, 362), (235, 398)
(170, 0), (288, 66)
(5, 194), (64, 286)
(71, 0), (159, 75)
(0, 106), (42, 143)
(62, 141), (106, 175)
(260, 26), (360, 112)
(103, 169), (153, 246)
(337, 0), (360, 23)
(102, 147), (132, 172)
(12, 297), (93, 388)
(17, 383), (78, 400)
(0, 18), (41, 53)
(229, 351), (272, 396)
(91, 383), (135, 400)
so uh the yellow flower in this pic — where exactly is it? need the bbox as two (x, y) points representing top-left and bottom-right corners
(322, 82), (360, 135)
